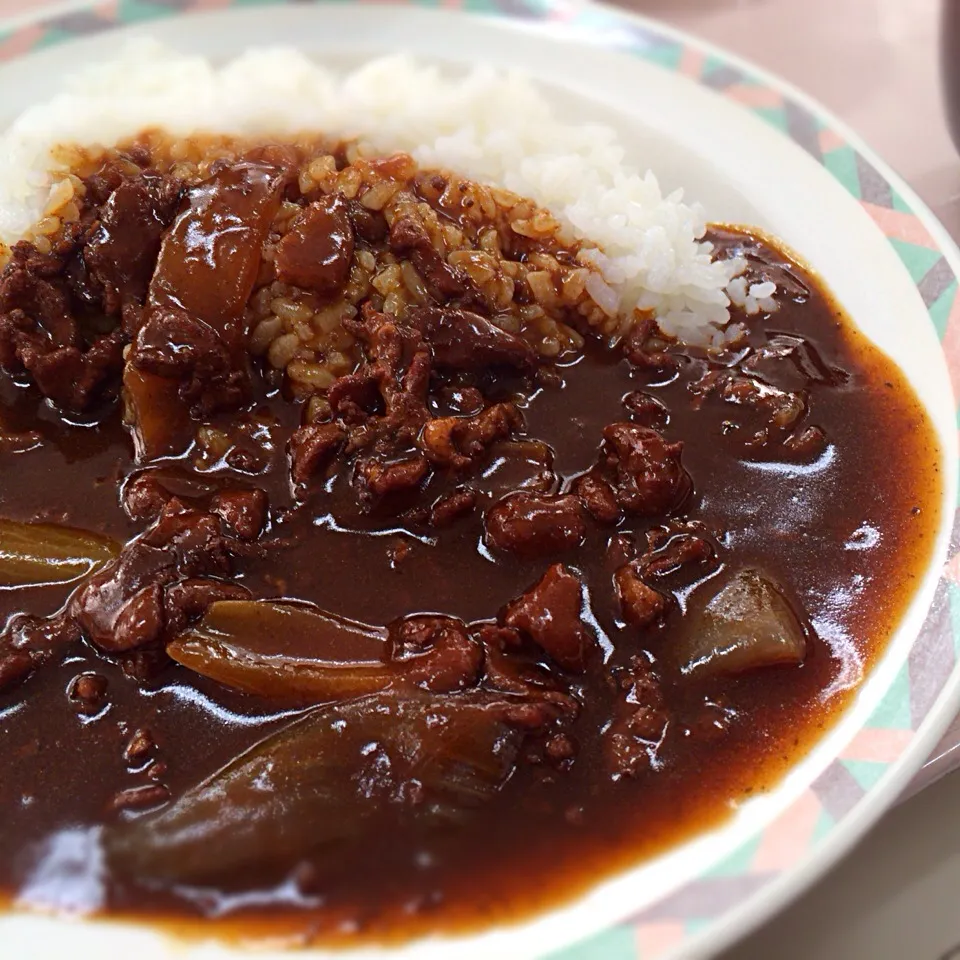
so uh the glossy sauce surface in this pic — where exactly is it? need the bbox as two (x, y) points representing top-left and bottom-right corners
(0, 228), (942, 943)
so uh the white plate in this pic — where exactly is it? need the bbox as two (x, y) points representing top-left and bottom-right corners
(0, 3), (958, 959)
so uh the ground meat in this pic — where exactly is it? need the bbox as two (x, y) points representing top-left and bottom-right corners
(107, 783), (170, 814)
(19, 332), (125, 411)
(84, 154), (146, 205)
(621, 315), (676, 371)
(67, 672), (108, 710)
(337, 307), (432, 446)
(0, 647), (39, 693)
(545, 733), (577, 764)
(421, 403), (522, 469)
(389, 214), (474, 302)
(641, 532), (714, 578)
(356, 455), (429, 507)
(429, 488), (478, 527)
(83, 171), (182, 315)
(345, 199), (388, 243)
(598, 423), (690, 516)
(0, 237), (81, 362)
(438, 386), (485, 417)
(614, 562), (668, 628)
(388, 615), (484, 692)
(0, 230), (124, 410)
(162, 578), (251, 636)
(133, 307), (248, 416)
(476, 624), (574, 704)
(782, 424), (827, 459)
(289, 423), (346, 485)
(123, 728), (155, 763)
(502, 564), (596, 673)
(406, 306), (537, 373)
(603, 656), (670, 778)
(210, 489), (268, 541)
(569, 471), (621, 524)
(690, 368), (808, 450)
(123, 473), (176, 523)
(70, 499), (251, 655)
(484, 493), (586, 558)
(327, 368), (384, 424)
(622, 391), (669, 429)
(0, 612), (83, 694)
(275, 194), (354, 296)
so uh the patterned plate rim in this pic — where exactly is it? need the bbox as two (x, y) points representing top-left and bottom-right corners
(2, 2), (960, 959)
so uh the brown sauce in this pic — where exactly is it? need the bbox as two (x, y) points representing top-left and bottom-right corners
(0, 142), (942, 945)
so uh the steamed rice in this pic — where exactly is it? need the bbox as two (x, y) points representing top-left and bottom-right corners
(0, 41), (764, 347)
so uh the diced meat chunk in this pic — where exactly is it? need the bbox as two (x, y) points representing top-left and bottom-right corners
(275, 194), (354, 297)
(570, 471), (620, 524)
(0, 230), (124, 410)
(601, 423), (690, 516)
(642, 534), (713, 578)
(389, 215), (472, 301)
(406, 306), (537, 373)
(70, 500), (246, 654)
(622, 391), (668, 428)
(356, 455), (429, 506)
(83, 172), (182, 313)
(163, 579), (251, 636)
(614, 562), (668, 628)
(210, 489), (268, 541)
(502, 564), (596, 673)
(133, 306), (246, 415)
(123, 473), (175, 523)
(289, 423), (346, 485)
(603, 656), (669, 778)
(421, 403), (522, 469)
(19, 333), (124, 411)
(429, 488), (478, 527)
(485, 493), (585, 558)
(387, 615), (483, 692)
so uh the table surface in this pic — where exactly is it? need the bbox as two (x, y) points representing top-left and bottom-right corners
(2, 0), (959, 957)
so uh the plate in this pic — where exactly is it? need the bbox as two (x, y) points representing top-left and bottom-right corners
(1, 2), (959, 959)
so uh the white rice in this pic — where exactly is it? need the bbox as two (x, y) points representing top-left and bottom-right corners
(0, 40), (763, 345)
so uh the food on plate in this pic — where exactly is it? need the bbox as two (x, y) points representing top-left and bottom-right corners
(0, 45), (941, 943)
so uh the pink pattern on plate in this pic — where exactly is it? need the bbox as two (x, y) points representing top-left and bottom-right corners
(860, 201), (943, 247)
(841, 728), (915, 763)
(634, 921), (687, 955)
(818, 128), (847, 153)
(940, 295), (960, 402)
(750, 789), (821, 872)
(723, 84), (785, 109)
(0, 23), (43, 60)
(678, 46), (706, 79)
